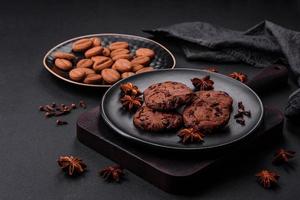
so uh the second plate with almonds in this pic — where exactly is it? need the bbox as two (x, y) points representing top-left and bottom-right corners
(43, 34), (176, 87)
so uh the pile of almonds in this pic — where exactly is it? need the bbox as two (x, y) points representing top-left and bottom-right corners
(52, 37), (155, 85)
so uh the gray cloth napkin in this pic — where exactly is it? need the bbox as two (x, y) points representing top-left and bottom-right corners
(144, 21), (300, 118)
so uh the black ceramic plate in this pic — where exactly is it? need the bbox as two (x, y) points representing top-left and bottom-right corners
(101, 69), (264, 151)
(43, 33), (176, 87)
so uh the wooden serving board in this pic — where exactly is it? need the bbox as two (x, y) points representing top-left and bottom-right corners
(77, 106), (283, 194)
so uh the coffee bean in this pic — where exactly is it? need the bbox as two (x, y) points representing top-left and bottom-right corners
(109, 41), (129, 51)
(76, 59), (94, 68)
(102, 47), (110, 57)
(131, 56), (150, 66)
(77, 68), (95, 76)
(135, 48), (155, 58)
(90, 37), (101, 46)
(113, 59), (132, 73)
(69, 68), (85, 81)
(72, 38), (93, 52)
(93, 56), (113, 72)
(53, 51), (75, 60)
(110, 49), (130, 57)
(111, 53), (131, 61)
(84, 46), (103, 58)
(55, 58), (73, 71)
(83, 74), (102, 84)
(136, 67), (154, 74)
(101, 69), (121, 84)
(121, 72), (135, 79)
(132, 63), (144, 72)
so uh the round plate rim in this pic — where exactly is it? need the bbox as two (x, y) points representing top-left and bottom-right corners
(42, 33), (176, 88)
(101, 68), (264, 151)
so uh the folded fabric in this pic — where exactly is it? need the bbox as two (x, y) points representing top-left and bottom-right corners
(145, 21), (300, 119)
(144, 21), (300, 85)
(285, 88), (300, 118)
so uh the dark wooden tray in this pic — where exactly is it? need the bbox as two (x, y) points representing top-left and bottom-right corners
(77, 106), (283, 194)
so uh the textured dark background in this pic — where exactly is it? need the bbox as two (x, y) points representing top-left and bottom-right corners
(1, 0), (300, 199)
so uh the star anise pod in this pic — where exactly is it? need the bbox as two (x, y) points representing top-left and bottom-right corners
(206, 67), (218, 73)
(228, 72), (247, 83)
(99, 165), (124, 182)
(191, 75), (214, 91)
(120, 82), (142, 97)
(120, 95), (142, 111)
(255, 169), (279, 188)
(178, 127), (205, 144)
(57, 155), (87, 176)
(272, 148), (296, 164)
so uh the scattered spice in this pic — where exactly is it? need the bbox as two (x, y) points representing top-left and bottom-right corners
(228, 72), (247, 83)
(236, 118), (245, 126)
(56, 119), (68, 126)
(234, 101), (251, 125)
(191, 75), (214, 91)
(71, 103), (77, 109)
(79, 100), (87, 109)
(57, 155), (87, 176)
(120, 95), (142, 111)
(206, 67), (218, 73)
(45, 112), (55, 118)
(177, 127), (205, 144)
(256, 169), (279, 189)
(39, 102), (85, 126)
(272, 148), (296, 164)
(99, 165), (124, 182)
(120, 82), (142, 97)
(39, 102), (76, 118)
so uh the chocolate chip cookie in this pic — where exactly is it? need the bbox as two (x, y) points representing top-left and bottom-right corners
(183, 91), (233, 132)
(143, 81), (193, 110)
(133, 106), (183, 132)
(194, 91), (233, 108)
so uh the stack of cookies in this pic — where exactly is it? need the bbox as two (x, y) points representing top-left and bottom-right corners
(52, 37), (156, 85)
(128, 80), (233, 137)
